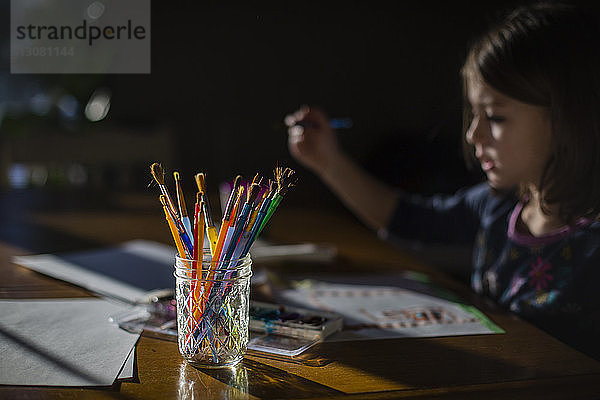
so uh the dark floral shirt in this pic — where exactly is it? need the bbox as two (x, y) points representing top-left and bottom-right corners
(385, 183), (600, 361)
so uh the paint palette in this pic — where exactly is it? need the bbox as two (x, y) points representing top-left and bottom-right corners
(249, 301), (343, 341)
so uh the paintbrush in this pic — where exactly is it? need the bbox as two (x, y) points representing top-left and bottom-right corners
(150, 163), (178, 217)
(213, 175), (242, 263)
(174, 171), (193, 241)
(256, 167), (297, 237)
(242, 180), (277, 256)
(228, 175), (265, 261)
(151, 163), (193, 254)
(195, 172), (218, 255)
(159, 195), (189, 258)
(192, 193), (205, 262)
(220, 177), (262, 264)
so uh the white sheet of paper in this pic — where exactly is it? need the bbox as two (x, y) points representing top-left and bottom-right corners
(11, 240), (177, 304)
(276, 281), (503, 341)
(116, 346), (135, 380)
(11, 253), (150, 303)
(0, 298), (140, 386)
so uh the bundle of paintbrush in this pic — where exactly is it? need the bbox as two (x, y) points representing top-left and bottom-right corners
(151, 163), (297, 351)
(150, 162), (297, 265)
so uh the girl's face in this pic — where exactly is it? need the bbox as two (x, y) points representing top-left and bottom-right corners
(465, 80), (552, 191)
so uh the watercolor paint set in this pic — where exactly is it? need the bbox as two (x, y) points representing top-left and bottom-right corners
(249, 301), (343, 341)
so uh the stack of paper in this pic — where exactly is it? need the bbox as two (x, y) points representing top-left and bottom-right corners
(0, 298), (139, 386)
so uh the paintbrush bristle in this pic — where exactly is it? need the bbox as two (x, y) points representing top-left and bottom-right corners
(278, 168), (297, 196)
(269, 180), (277, 194)
(274, 166), (284, 191)
(195, 173), (206, 194)
(247, 182), (261, 205)
(223, 175), (242, 219)
(150, 163), (165, 186)
(233, 175), (242, 191)
(252, 173), (264, 186)
(197, 194), (204, 215)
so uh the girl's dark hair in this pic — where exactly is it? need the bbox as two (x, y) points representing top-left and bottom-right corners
(461, 1), (600, 223)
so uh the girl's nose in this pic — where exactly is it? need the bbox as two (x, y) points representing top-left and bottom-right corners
(465, 115), (488, 145)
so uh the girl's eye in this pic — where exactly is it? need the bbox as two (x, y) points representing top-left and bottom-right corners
(486, 114), (505, 123)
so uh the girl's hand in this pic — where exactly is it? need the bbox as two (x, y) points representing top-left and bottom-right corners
(285, 106), (341, 176)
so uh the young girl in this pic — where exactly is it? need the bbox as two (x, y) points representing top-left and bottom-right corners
(286, 2), (600, 361)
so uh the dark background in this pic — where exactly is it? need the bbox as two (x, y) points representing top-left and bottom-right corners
(116, 0), (496, 203)
(1, 0), (596, 220)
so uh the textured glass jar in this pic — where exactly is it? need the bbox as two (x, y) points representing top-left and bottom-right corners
(174, 251), (252, 368)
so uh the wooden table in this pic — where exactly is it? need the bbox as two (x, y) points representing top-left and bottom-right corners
(2, 190), (600, 399)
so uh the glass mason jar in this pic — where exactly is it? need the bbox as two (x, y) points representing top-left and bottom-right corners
(174, 251), (252, 368)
